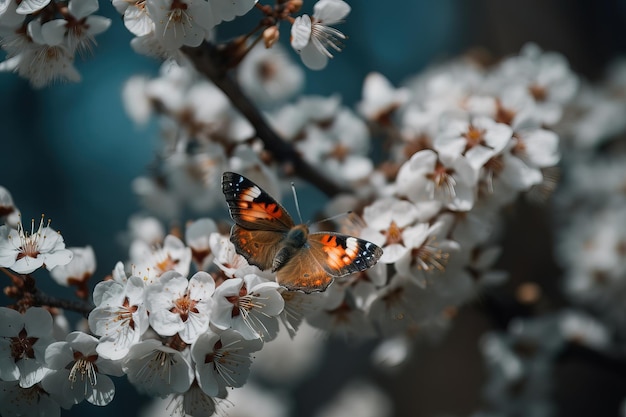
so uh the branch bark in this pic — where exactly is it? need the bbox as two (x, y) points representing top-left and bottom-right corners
(181, 42), (349, 197)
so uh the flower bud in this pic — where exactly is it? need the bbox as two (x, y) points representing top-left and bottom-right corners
(263, 26), (280, 48)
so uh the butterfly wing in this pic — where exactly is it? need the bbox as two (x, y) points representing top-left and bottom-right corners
(230, 225), (283, 271)
(276, 233), (383, 293)
(308, 232), (384, 277)
(222, 172), (295, 232)
(275, 248), (334, 293)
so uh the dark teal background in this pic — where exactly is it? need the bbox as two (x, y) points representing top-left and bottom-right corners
(1, 1), (626, 416)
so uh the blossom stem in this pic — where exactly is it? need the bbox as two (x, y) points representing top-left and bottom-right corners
(181, 42), (349, 197)
(1, 269), (94, 316)
(30, 287), (94, 317)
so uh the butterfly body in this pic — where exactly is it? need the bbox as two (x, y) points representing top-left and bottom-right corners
(273, 224), (309, 272)
(222, 172), (383, 293)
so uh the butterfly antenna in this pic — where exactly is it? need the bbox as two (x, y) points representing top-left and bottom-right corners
(291, 182), (304, 224)
(315, 211), (353, 225)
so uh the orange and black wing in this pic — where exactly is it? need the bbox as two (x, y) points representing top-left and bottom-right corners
(222, 172), (295, 232)
(276, 233), (383, 293)
(230, 225), (283, 271)
(308, 232), (383, 277)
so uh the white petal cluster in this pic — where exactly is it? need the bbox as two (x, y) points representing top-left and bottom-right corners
(0, 0), (110, 87)
(286, 44), (571, 349)
(0, 216), (73, 275)
(268, 95), (374, 183)
(113, 0), (256, 58)
(75, 223), (309, 410)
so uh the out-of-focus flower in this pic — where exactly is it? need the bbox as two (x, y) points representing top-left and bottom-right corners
(238, 43), (304, 107)
(49, 246), (96, 292)
(130, 234), (192, 285)
(314, 380), (393, 417)
(357, 72), (409, 124)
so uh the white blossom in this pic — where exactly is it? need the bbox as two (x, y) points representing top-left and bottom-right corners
(212, 274), (284, 340)
(123, 339), (194, 397)
(0, 307), (54, 388)
(49, 246), (96, 287)
(42, 331), (121, 408)
(145, 271), (215, 344)
(190, 329), (262, 397)
(89, 276), (150, 360)
(290, 0), (350, 69)
(146, 0), (215, 50)
(0, 217), (72, 275)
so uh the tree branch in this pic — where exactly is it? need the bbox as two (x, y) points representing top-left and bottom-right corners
(30, 288), (94, 318)
(2, 269), (94, 317)
(181, 42), (349, 198)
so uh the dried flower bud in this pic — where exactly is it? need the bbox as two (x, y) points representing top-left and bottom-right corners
(286, 0), (303, 14)
(263, 26), (280, 48)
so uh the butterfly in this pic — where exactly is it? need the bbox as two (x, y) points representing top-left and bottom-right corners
(221, 172), (383, 293)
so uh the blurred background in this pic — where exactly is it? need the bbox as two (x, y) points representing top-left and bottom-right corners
(1, 0), (626, 416)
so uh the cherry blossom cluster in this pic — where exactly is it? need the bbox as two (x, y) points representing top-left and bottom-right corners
(0, 189), (306, 416)
(108, 0), (350, 69)
(475, 311), (609, 417)
(113, 0), (257, 58)
(0, 0), (110, 87)
(4, 0), (623, 410)
(120, 44), (573, 373)
(552, 58), (626, 338)
(0, 0), (352, 87)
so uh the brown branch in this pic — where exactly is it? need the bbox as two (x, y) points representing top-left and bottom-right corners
(2, 269), (94, 317)
(181, 42), (349, 198)
(30, 288), (94, 317)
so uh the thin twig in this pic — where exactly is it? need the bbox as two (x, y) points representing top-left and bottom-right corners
(2, 269), (94, 317)
(31, 288), (94, 317)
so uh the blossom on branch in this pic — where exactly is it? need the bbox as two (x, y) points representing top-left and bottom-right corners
(0, 216), (72, 275)
(0, 307), (54, 388)
(42, 331), (121, 408)
(290, 0), (351, 69)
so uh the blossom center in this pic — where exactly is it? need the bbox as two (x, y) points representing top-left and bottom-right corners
(511, 137), (527, 157)
(528, 83), (547, 102)
(463, 125), (486, 150)
(10, 328), (38, 360)
(495, 101), (516, 125)
(327, 301), (352, 324)
(484, 155), (505, 176)
(329, 144), (349, 162)
(225, 285), (248, 317)
(425, 161), (456, 198)
(115, 297), (138, 330)
(69, 352), (99, 388)
(13, 216), (51, 260)
(167, 0), (190, 25)
(171, 293), (199, 322)
(258, 61), (278, 81)
(410, 236), (448, 272)
(384, 221), (403, 246)
(155, 254), (179, 275)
